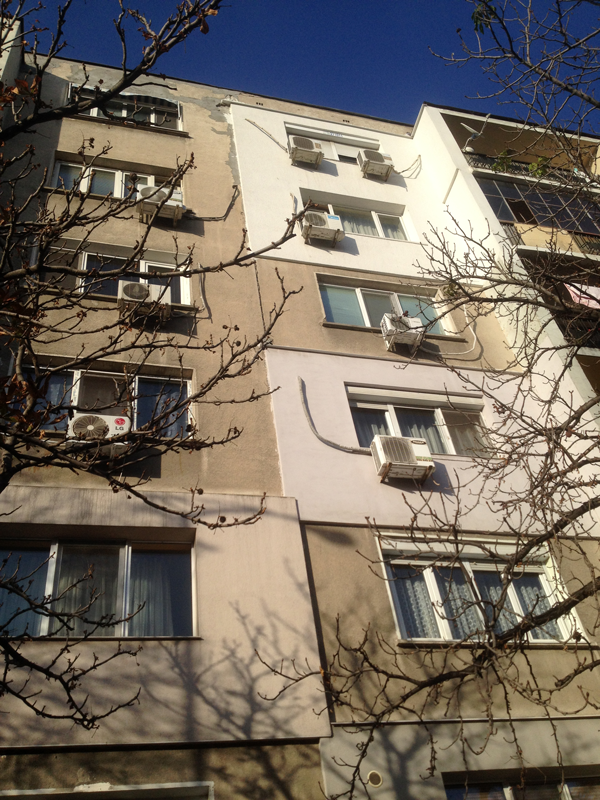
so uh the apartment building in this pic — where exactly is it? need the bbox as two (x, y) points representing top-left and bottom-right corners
(2, 41), (600, 800)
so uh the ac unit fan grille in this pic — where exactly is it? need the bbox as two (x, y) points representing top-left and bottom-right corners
(71, 415), (110, 440)
(305, 211), (327, 227)
(379, 436), (416, 464)
(123, 282), (151, 301)
(292, 136), (315, 150)
(364, 149), (385, 163)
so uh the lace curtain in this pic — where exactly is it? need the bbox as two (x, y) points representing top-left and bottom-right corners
(395, 407), (446, 454)
(351, 408), (390, 447)
(391, 565), (440, 638)
(434, 566), (481, 639)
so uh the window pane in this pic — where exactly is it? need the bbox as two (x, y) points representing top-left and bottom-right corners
(57, 164), (82, 190)
(434, 566), (481, 639)
(473, 570), (516, 635)
(0, 549), (49, 636)
(128, 550), (192, 636)
(389, 565), (440, 639)
(52, 546), (120, 636)
(136, 379), (188, 437)
(147, 266), (181, 305)
(21, 369), (73, 431)
(513, 573), (561, 639)
(512, 785), (562, 800)
(85, 254), (128, 296)
(397, 295), (443, 334)
(78, 374), (129, 417)
(97, 99), (127, 119)
(89, 169), (116, 196)
(362, 291), (394, 327)
(379, 214), (406, 240)
(320, 285), (364, 326)
(351, 407), (390, 447)
(154, 109), (179, 129)
(395, 407), (447, 454)
(568, 780), (600, 800)
(334, 207), (378, 236)
(442, 410), (490, 457)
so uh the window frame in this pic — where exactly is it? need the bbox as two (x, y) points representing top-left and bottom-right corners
(325, 203), (407, 240)
(383, 551), (574, 644)
(73, 86), (182, 131)
(350, 400), (489, 457)
(320, 283), (448, 334)
(1, 542), (194, 638)
(52, 162), (183, 204)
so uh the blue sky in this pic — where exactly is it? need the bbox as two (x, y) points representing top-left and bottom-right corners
(31, 1), (512, 124)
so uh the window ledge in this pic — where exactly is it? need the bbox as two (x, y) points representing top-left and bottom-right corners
(71, 113), (191, 137)
(342, 232), (416, 244)
(23, 635), (202, 641)
(322, 320), (467, 342)
(396, 638), (581, 649)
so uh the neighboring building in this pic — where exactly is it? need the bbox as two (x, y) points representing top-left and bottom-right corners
(1, 44), (600, 800)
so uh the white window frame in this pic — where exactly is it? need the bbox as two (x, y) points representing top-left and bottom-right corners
(72, 86), (182, 131)
(384, 552), (576, 643)
(320, 283), (447, 333)
(327, 203), (406, 240)
(52, 162), (183, 203)
(76, 253), (191, 305)
(350, 400), (488, 456)
(30, 542), (194, 637)
(68, 369), (192, 435)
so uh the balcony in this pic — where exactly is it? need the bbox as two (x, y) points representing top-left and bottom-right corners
(555, 314), (600, 350)
(465, 152), (590, 185)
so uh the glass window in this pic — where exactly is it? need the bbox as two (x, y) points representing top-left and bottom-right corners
(389, 565), (441, 639)
(0, 549), (49, 636)
(513, 573), (561, 639)
(136, 379), (189, 437)
(84, 254), (128, 296)
(128, 549), (192, 636)
(442, 410), (489, 457)
(472, 569), (517, 635)
(433, 565), (481, 639)
(334, 207), (378, 236)
(21, 369), (73, 431)
(395, 407), (447, 454)
(397, 295), (443, 334)
(362, 291), (394, 327)
(351, 407), (390, 447)
(77, 373), (129, 418)
(146, 265), (182, 305)
(320, 285), (364, 326)
(57, 164), (82, 191)
(89, 168), (116, 196)
(446, 784), (505, 800)
(379, 214), (406, 240)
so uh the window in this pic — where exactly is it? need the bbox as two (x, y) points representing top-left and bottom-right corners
(53, 162), (183, 203)
(446, 779), (600, 800)
(351, 402), (489, 457)
(478, 177), (600, 235)
(320, 284), (444, 333)
(15, 369), (190, 438)
(78, 253), (190, 303)
(330, 205), (406, 240)
(386, 554), (566, 642)
(75, 87), (181, 130)
(0, 543), (193, 637)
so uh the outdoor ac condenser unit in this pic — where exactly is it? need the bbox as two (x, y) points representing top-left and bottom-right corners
(370, 434), (435, 483)
(381, 312), (425, 350)
(357, 149), (395, 181)
(301, 210), (345, 245)
(117, 280), (171, 320)
(67, 413), (131, 441)
(289, 136), (324, 167)
(137, 184), (185, 225)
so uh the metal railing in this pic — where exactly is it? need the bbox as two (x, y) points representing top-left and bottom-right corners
(555, 315), (600, 349)
(501, 223), (524, 246)
(572, 232), (600, 256)
(464, 152), (591, 185)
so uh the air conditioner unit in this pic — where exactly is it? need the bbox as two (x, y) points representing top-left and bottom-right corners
(289, 136), (324, 167)
(357, 149), (394, 181)
(381, 312), (425, 350)
(370, 434), (435, 483)
(67, 413), (131, 441)
(301, 211), (345, 245)
(137, 184), (185, 225)
(117, 280), (171, 320)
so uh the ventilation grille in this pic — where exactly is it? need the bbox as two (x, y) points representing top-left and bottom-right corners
(122, 282), (150, 301)
(305, 211), (328, 227)
(71, 414), (110, 440)
(363, 149), (385, 163)
(292, 136), (315, 150)
(379, 436), (416, 464)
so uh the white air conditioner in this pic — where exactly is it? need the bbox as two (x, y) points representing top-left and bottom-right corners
(117, 280), (171, 320)
(370, 434), (435, 483)
(381, 312), (425, 350)
(137, 184), (185, 225)
(301, 211), (345, 245)
(289, 136), (324, 167)
(67, 412), (131, 441)
(357, 149), (394, 181)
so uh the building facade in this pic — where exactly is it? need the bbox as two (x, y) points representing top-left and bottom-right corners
(2, 40), (600, 800)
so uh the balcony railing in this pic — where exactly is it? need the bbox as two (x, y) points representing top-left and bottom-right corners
(501, 223), (524, 246)
(572, 232), (600, 256)
(555, 315), (600, 350)
(464, 152), (591, 185)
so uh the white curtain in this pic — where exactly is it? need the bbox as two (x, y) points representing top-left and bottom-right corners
(335, 207), (378, 236)
(434, 566), (481, 639)
(391, 565), (440, 638)
(513, 573), (560, 639)
(128, 551), (174, 636)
